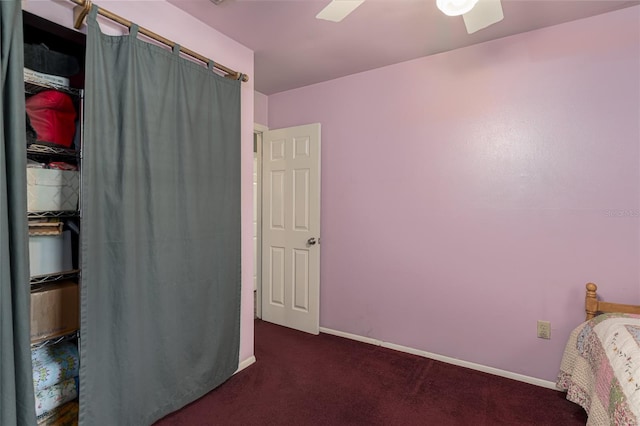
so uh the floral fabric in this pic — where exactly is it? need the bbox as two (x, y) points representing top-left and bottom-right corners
(34, 377), (78, 417)
(32, 342), (79, 391)
(557, 313), (640, 425)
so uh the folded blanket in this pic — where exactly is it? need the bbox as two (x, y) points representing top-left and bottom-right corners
(32, 342), (79, 391)
(37, 401), (78, 426)
(35, 377), (78, 417)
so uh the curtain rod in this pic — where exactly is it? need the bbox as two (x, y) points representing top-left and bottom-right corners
(70, 0), (249, 83)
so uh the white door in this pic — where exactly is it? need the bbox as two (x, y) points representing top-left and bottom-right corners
(261, 123), (321, 335)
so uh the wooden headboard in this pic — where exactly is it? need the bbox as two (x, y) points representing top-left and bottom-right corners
(585, 282), (640, 320)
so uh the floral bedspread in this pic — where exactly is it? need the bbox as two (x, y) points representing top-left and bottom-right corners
(557, 313), (640, 425)
(32, 341), (79, 391)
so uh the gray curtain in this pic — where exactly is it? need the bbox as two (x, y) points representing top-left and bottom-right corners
(80, 6), (242, 425)
(0, 2), (37, 426)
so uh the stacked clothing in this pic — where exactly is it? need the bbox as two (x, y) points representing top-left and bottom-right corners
(32, 341), (79, 424)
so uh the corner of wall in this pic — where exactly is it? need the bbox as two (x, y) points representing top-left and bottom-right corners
(254, 90), (269, 128)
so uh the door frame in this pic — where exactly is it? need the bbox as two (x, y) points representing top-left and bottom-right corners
(253, 123), (268, 320)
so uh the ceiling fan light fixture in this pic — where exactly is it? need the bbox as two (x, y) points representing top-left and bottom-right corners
(436, 0), (479, 16)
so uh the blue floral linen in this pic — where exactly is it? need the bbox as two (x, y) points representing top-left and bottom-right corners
(34, 377), (78, 417)
(32, 342), (79, 391)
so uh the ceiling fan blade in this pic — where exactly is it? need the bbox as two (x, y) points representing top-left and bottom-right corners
(462, 0), (503, 34)
(316, 0), (365, 23)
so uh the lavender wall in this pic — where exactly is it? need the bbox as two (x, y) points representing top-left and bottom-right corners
(23, 0), (256, 365)
(268, 7), (640, 382)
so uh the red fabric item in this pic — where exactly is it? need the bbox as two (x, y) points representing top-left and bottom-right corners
(48, 162), (78, 171)
(25, 91), (77, 148)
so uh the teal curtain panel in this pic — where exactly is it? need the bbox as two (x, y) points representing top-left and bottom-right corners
(80, 6), (242, 424)
(0, 2), (38, 425)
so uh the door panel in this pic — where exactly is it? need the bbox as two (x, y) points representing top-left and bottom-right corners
(261, 123), (321, 335)
(270, 171), (285, 229)
(293, 249), (309, 311)
(269, 247), (285, 306)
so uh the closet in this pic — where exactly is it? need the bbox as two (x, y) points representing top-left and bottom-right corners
(17, 4), (245, 423)
(24, 11), (86, 425)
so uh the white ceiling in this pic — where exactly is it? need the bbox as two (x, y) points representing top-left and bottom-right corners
(169, 0), (640, 95)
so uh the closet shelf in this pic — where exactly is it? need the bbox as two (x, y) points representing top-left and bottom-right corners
(30, 269), (80, 287)
(24, 79), (83, 98)
(27, 143), (79, 160)
(28, 211), (79, 219)
(30, 330), (79, 351)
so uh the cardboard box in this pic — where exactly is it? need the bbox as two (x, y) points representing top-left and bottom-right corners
(30, 281), (79, 343)
(27, 168), (79, 212)
(28, 220), (63, 236)
(29, 231), (73, 276)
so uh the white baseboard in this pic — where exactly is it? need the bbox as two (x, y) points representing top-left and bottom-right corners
(319, 327), (557, 390)
(320, 327), (383, 346)
(235, 355), (256, 374)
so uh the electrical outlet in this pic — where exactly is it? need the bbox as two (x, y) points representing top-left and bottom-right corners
(537, 320), (551, 339)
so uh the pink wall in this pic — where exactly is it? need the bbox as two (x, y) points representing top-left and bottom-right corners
(268, 7), (640, 382)
(23, 0), (255, 364)
(254, 91), (268, 127)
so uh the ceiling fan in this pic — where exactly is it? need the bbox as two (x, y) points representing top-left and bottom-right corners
(316, 0), (504, 34)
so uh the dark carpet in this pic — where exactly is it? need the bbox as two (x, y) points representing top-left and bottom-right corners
(156, 320), (587, 426)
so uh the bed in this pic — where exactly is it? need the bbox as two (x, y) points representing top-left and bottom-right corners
(557, 283), (640, 425)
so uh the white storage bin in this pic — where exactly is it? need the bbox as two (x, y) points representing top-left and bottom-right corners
(27, 168), (79, 212)
(29, 230), (73, 276)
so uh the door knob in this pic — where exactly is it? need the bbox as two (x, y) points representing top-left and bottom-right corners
(307, 237), (317, 246)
